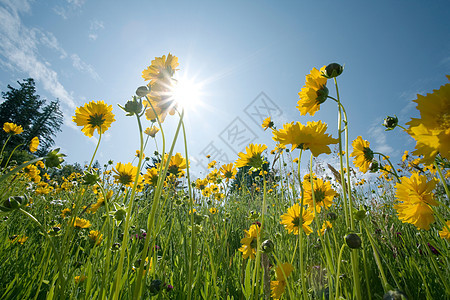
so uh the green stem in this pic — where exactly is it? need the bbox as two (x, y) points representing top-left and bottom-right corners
(112, 113), (144, 300)
(88, 130), (102, 171)
(434, 161), (450, 200)
(0, 134), (11, 166)
(4, 143), (23, 168)
(334, 243), (346, 300)
(363, 221), (389, 292)
(374, 152), (400, 182)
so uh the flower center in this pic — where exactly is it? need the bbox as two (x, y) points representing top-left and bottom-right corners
(363, 147), (374, 162)
(314, 189), (325, 204)
(118, 174), (133, 185)
(292, 216), (301, 227)
(250, 238), (257, 249)
(88, 113), (105, 127)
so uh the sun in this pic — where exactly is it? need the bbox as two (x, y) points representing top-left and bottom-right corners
(171, 77), (202, 109)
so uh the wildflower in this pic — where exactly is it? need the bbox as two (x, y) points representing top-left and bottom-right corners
(10, 235), (28, 244)
(280, 203), (314, 235)
(61, 208), (71, 218)
(75, 275), (87, 283)
(297, 67), (329, 116)
(350, 136), (374, 173)
(3, 122), (23, 135)
(401, 150), (409, 162)
(438, 221), (450, 240)
(144, 126), (159, 137)
(166, 153), (187, 177)
(273, 121), (338, 156)
(144, 167), (158, 186)
(238, 224), (261, 259)
(113, 162), (138, 187)
(394, 172), (438, 230)
(88, 230), (103, 245)
(142, 53), (179, 85)
(406, 81), (450, 164)
(209, 207), (217, 214)
(320, 221), (333, 236)
(235, 144), (267, 169)
(302, 177), (336, 213)
(270, 263), (294, 299)
(72, 101), (115, 137)
(72, 217), (91, 229)
(195, 178), (208, 190)
(219, 163), (237, 181)
(262, 117), (274, 131)
(29, 137), (39, 153)
(135, 150), (145, 158)
(214, 192), (224, 201)
(189, 209), (197, 215)
(35, 182), (53, 195)
(208, 160), (217, 169)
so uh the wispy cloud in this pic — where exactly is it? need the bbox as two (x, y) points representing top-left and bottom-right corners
(70, 54), (100, 80)
(0, 1), (76, 116)
(367, 117), (394, 155)
(89, 19), (104, 41)
(53, 0), (86, 20)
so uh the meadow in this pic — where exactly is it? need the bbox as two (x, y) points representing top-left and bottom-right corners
(0, 54), (449, 300)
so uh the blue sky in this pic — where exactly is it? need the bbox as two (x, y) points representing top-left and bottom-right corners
(0, 0), (449, 177)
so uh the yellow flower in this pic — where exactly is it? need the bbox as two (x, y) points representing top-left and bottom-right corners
(29, 137), (39, 153)
(189, 209), (197, 215)
(144, 126), (159, 137)
(10, 235), (28, 244)
(206, 169), (221, 183)
(439, 221), (450, 240)
(113, 162), (138, 187)
(72, 217), (91, 229)
(61, 208), (71, 218)
(280, 203), (314, 235)
(3, 122), (23, 135)
(319, 220), (333, 236)
(297, 67), (328, 116)
(270, 263), (294, 300)
(219, 163), (237, 181)
(208, 160), (217, 169)
(209, 207), (217, 214)
(166, 153), (187, 177)
(235, 143), (267, 169)
(262, 117), (274, 131)
(350, 136), (374, 173)
(72, 101), (115, 137)
(302, 177), (336, 213)
(144, 167), (159, 186)
(273, 121), (338, 156)
(75, 275), (87, 284)
(402, 150), (409, 162)
(195, 178), (208, 190)
(238, 224), (261, 259)
(214, 192), (225, 201)
(406, 81), (450, 164)
(394, 172), (438, 230)
(88, 230), (103, 245)
(142, 53), (179, 85)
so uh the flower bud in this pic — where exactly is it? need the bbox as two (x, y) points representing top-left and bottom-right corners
(119, 97), (143, 116)
(316, 86), (329, 104)
(45, 149), (65, 169)
(0, 196), (28, 212)
(345, 233), (362, 249)
(383, 115), (398, 131)
(82, 171), (100, 185)
(136, 86), (151, 97)
(354, 209), (367, 221)
(261, 239), (274, 254)
(369, 160), (379, 173)
(322, 63), (344, 78)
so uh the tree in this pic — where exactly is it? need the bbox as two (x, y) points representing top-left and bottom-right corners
(0, 78), (63, 156)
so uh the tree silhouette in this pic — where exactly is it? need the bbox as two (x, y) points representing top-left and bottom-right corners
(0, 78), (63, 156)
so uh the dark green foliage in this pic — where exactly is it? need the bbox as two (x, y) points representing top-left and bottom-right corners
(0, 78), (63, 156)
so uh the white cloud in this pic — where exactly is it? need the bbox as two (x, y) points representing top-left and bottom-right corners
(0, 3), (76, 114)
(70, 54), (100, 80)
(367, 118), (394, 155)
(89, 19), (104, 41)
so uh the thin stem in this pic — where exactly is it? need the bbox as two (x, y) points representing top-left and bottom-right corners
(434, 161), (450, 200)
(0, 134), (11, 166)
(334, 243), (346, 300)
(374, 152), (400, 182)
(4, 143), (23, 167)
(88, 130), (102, 171)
